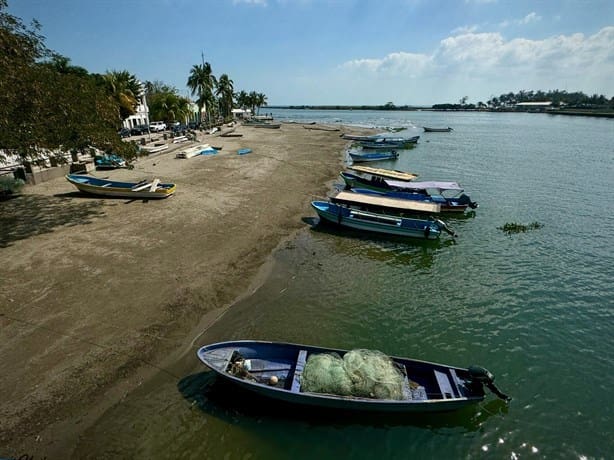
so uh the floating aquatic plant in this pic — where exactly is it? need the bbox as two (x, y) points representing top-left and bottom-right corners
(498, 222), (543, 235)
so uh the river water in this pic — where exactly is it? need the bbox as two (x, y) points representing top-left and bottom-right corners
(79, 110), (614, 459)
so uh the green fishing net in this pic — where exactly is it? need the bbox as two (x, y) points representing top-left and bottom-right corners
(301, 349), (405, 400)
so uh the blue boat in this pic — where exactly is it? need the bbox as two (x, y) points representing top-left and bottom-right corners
(348, 150), (398, 163)
(237, 148), (252, 155)
(311, 200), (449, 239)
(197, 340), (510, 413)
(340, 172), (478, 212)
(359, 136), (419, 149)
(94, 154), (126, 169)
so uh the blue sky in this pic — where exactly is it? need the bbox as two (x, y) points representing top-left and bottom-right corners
(9, 0), (614, 105)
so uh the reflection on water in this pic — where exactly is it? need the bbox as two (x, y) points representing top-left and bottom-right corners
(177, 371), (505, 433)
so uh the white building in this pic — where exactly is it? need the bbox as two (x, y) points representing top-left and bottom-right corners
(122, 90), (149, 128)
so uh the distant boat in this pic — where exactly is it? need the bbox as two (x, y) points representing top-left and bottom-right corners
(423, 127), (453, 132)
(311, 200), (452, 239)
(251, 123), (281, 129)
(237, 148), (252, 155)
(348, 150), (398, 163)
(65, 174), (176, 199)
(197, 340), (510, 414)
(359, 136), (419, 149)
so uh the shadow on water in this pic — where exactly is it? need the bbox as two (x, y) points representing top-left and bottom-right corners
(178, 371), (508, 433)
(303, 216), (456, 269)
(0, 194), (106, 247)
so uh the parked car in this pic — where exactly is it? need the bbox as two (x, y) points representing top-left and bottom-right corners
(130, 124), (149, 136)
(149, 121), (167, 132)
(172, 124), (188, 134)
(118, 127), (131, 138)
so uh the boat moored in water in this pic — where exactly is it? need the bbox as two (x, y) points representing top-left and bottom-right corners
(197, 340), (511, 413)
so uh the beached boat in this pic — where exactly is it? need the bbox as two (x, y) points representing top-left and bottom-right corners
(348, 150), (398, 163)
(94, 154), (126, 170)
(251, 123), (281, 129)
(311, 200), (451, 239)
(197, 340), (510, 413)
(340, 173), (478, 212)
(423, 127), (453, 132)
(237, 148), (252, 155)
(65, 174), (176, 199)
(175, 144), (213, 159)
(348, 165), (418, 181)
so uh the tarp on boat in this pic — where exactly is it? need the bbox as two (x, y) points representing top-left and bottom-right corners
(385, 180), (463, 191)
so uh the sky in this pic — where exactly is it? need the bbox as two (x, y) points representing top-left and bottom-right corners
(8, 0), (614, 106)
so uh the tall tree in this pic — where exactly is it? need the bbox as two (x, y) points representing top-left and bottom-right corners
(215, 73), (234, 119)
(103, 70), (142, 121)
(187, 61), (217, 125)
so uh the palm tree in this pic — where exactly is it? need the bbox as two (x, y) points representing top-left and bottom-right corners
(215, 73), (234, 120)
(256, 92), (268, 114)
(103, 70), (142, 121)
(235, 90), (249, 110)
(187, 62), (217, 125)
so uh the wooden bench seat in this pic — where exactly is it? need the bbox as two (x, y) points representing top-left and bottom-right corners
(290, 350), (308, 392)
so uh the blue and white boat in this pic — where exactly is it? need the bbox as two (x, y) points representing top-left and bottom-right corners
(358, 135), (419, 149)
(197, 340), (511, 413)
(348, 150), (398, 163)
(311, 200), (450, 239)
(65, 174), (176, 199)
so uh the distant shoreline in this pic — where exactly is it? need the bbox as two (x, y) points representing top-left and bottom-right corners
(267, 106), (614, 118)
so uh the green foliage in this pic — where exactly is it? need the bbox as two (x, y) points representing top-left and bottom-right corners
(0, 1), (138, 163)
(0, 175), (25, 194)
(498, 222), (544, 235)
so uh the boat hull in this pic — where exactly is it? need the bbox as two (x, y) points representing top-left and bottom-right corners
(311, 201), (441, 239)
(65, 174), (175, 199)
(198, 340), (486, 413)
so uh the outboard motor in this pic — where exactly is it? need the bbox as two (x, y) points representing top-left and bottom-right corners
(468, 365), (511, 402)
(434, 218), (457, 237)
(458, 193), (479, 209)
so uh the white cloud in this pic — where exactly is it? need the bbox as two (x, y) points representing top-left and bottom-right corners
(335, 27), (614, 102)
(451, 25), (479, 35)
(500, 11), (542, 27)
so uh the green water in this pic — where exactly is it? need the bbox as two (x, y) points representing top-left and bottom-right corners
(78, 112), (614, 459)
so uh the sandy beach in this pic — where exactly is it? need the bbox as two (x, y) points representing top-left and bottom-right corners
(0, 123), (368, 457)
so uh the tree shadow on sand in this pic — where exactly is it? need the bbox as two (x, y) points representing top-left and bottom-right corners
(0, 194), (107, 248)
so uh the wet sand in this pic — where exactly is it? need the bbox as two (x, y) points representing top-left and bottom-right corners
(0, 123), (370, 457)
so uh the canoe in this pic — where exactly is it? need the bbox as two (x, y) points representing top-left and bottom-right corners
(237, 148), (252, 155)
(197, 340), (510, 413)
(65, 174), (176, 199)
(311, 200), (450, 239)
(348, 165), (418, 181)
(348, 150), (398, 163)
(423, 127), (453, 132)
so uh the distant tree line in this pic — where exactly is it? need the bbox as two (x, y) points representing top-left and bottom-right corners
(432, 90), (614, 110)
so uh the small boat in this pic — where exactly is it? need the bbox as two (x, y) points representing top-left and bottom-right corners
(423, 127), (453, 132)
(359, 136), (419, 149)
(65, 174), (176, 199)
(94, 154), (126, 170)
(197, 340), (510, 413)
(331, 190), (441, 215)
(348, 165), (418, 181)
(312, 200), (452, 239)
(237, 148), (252, 155)
(348, 150), (398, 163)
(251, 123), (281, 129)
(175, 144), (213, 159)
(349, 188), (474, 213)
(340, 173), (478, 212)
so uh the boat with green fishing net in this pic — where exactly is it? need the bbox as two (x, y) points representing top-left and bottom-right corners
(197, 340), (510, 413)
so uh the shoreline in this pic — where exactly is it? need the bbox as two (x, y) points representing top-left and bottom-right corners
(0, 123), (372, 457)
